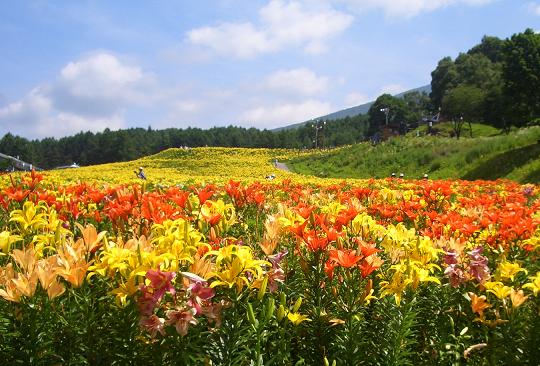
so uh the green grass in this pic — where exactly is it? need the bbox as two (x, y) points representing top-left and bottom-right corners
(408, 121), (501, 138)
(287, 125), (540, 183)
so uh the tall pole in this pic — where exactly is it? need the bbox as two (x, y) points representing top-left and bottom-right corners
(380, 107), (390, 125)
(321, 120), (326, 149)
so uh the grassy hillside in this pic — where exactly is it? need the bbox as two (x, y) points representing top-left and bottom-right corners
(287, 125), (540, 183)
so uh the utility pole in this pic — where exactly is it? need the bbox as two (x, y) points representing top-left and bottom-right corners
(321, 120), (326, 149)
(312, 120), (326, 149)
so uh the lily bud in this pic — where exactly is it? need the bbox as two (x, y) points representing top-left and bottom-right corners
(247, 303), (258, 328)
(292, 297), (302, 312)
(280, 292), (287, 307)
(277, 305), (286, 321)
(265, 297), (275, 321)
(258, 276), (268, 301)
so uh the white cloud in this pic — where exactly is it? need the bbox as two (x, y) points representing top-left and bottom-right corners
(187, 23), (272, 59)
(344, 92), (371, 106)
(160, 68), (333, 130)
(263, 68), (329, 96)
(0, 51), (336, 138)
(61, 53), (142, 85)
(0, 52), (155, 139)
(527, 2), (540, 15)
(304, 41), (328, 55)
(239, 99), (332, 128)
(51, 52), (155, 118)
(46, 112), (125, 138)
(186, 0), (353, 58)
(172, 99), (202, 113)
(0, 87), (126, 139)
(336, 0), (495, 19)
(0, 88), (52, 127)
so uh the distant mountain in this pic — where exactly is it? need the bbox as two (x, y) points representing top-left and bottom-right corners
(274, 84), (431, 131)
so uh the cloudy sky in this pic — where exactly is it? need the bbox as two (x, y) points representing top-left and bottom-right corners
(1, 0), (538, 139)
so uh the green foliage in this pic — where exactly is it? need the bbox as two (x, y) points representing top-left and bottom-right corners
(288, 126), (540, 182)
(503, 28), (540, 127)
(468, 35), (506, 63)
(442, 85), (485, 121)
(455, 52), (502, 89)
(431, 29), (540, 129)
(430, 56), (459, 109)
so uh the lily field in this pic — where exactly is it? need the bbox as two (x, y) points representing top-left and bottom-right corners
(0, 147), (539, 365)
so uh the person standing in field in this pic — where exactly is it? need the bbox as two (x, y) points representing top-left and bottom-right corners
(135, 167), (147, 180)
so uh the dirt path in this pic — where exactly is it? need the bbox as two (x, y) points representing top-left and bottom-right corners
(275, 162), (290, 172)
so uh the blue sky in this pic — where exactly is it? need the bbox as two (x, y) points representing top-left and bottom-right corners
(1, 0), (539, 139)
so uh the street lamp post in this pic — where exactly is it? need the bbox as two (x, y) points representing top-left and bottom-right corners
(380, 107), (390, 126)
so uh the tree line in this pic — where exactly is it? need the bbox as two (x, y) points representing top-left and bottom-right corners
(431, 28), (539, 130)
(366, 28), (540, 136)
(0, 115), (368, 169)
(1, 29), (538, 169)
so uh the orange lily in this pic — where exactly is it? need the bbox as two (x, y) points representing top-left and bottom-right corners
(468, 292), (491, 318)
(328, 249), (363, 268)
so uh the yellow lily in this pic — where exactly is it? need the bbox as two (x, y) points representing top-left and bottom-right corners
(207, 244), (270, 292)
(380, 268), (413, 306)
(485, 281), (512, 299)
(9, 201), (48, 234)
(109, 275), (139, 306)
(260, 214), (282, 255)
(0, 231), (22, 254)
(523, 272), (540, 296)
(496, 261), (527, 282)
(287, 312), (311, 326)
(151, 218), (204, 265)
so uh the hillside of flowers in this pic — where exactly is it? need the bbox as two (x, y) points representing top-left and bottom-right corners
(0, 165), (539, 364)
(44, 147), (307, 185)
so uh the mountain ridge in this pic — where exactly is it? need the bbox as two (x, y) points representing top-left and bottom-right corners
(273, 84), (431, 131)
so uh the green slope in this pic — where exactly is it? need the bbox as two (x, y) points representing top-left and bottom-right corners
(287, 125), (540, 183)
